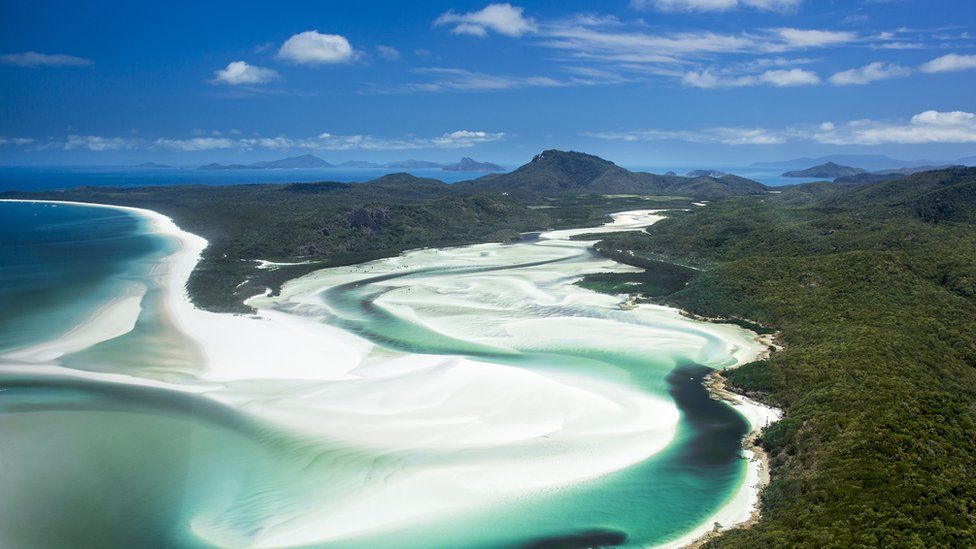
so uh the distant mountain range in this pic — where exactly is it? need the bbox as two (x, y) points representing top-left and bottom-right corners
(783, 162), (867, 179)
(454, 149), (768, 199)
(197, 154), (505, 173)
(754, 154), (976, 171)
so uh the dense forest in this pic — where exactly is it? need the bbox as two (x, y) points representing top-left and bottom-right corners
(589, 167), (976, 546)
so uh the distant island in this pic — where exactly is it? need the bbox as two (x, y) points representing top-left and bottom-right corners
(783, 162), (867, 179)
(383, 159), (444, 169)
(686, 169), (727, 178)
(442, 157), (504, 172)
(133, 162), (172, 169)
(755, 154), (976, 171)
(336, 160), (384, 168)
(197, 154), (505, 173)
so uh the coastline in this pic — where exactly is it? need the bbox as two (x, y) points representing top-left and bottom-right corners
(663, 328), (783, 549)
(1, 199), (780, 547)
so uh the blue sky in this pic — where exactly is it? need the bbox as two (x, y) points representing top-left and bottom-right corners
(2, 0), (975, 167)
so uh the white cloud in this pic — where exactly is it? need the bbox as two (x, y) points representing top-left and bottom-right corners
(400, 67), (563, 92)
(774, 28), (856, 48)
(278, 31), (355, 64)
(376, 45), (401, 60)
(538, 20), (858, 71)
(586, 127), (785, 145)
(813, 110), (976, 144)
(759, 68), (820, 86)
(431, 130), (507, 147)
(211, 61), (280, 85)
(45, 130), (506, 154)
(920, 53), (976, 74)
(631, 0), (801, 12)
(586, 110), (976, 147)
(682, 70), (757, 88)
(434, 3), (537, 37)
(154, 137), (236, 151)
(682, 67), (819, 88)
(64, 135), (138, 151)
(0, 51), (92, 67)
(316, 130), (505, 150)
(0, 137), (35, 146)
(829, 61), (911, 85)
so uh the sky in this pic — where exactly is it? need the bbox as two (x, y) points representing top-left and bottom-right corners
(1, 0), (976, 168)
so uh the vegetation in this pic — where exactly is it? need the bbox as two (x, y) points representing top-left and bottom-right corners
(587, 167), (976, 547)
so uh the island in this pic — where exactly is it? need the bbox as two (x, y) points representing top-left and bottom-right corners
(782, 161), (866, 179)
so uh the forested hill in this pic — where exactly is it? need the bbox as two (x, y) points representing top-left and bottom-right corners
(584, 166), (976, 546)
(455, 149), (768, 199)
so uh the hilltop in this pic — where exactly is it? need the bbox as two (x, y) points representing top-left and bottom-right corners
(457, 150), (767, 199)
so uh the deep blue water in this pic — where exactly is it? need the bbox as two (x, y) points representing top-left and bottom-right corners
(0, 166), (491, 192)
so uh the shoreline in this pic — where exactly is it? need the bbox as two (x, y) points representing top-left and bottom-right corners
(1, 199), (780, 547)
(661, 322), (783, 549)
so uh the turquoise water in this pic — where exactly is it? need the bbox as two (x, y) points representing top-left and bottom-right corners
(0, 201), (753, 548)
(0, 202), (168, 353)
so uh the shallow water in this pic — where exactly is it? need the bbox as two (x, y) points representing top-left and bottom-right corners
(0, 202), (762, 548)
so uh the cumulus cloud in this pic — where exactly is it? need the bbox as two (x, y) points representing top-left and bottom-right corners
(211, 61), (280, 85)
(0, 51), (92, 67)
(434, 3), (537, 37)
(376, 45), (401, 60)
(813, 110), (976, 144)
(682, 67), (819, 88)
(64, 135), (138, 151)
(278, 30), (355, 64)
(631, 0), (801, 12)
(829, 61), (911, 85)
(920, 53), (976, 74)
